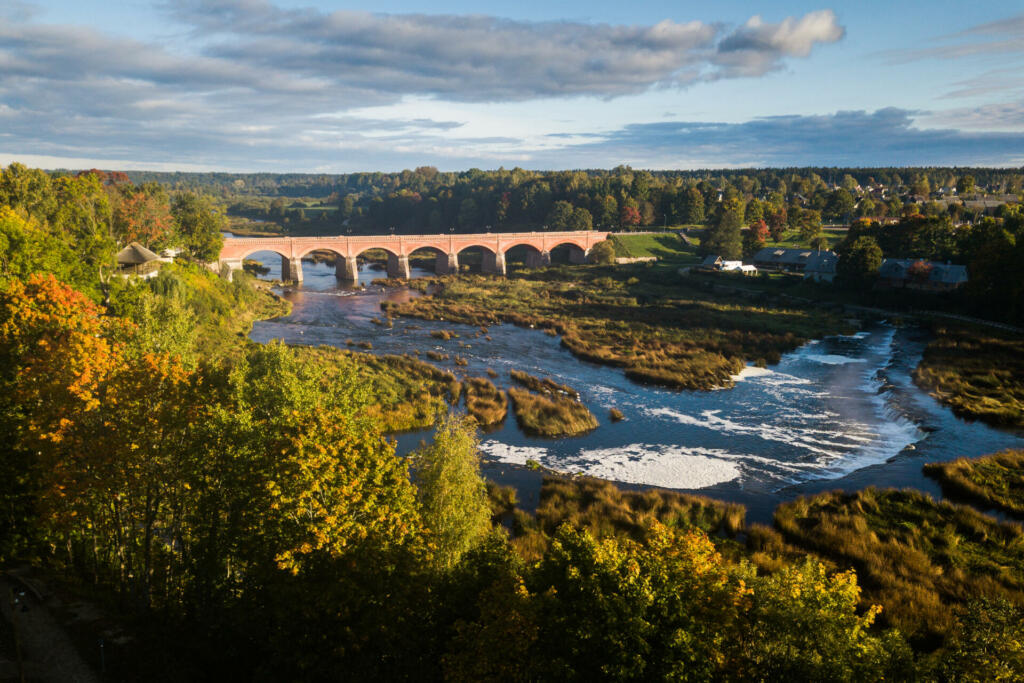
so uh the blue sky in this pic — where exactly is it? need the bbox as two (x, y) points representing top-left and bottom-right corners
(1, 0), (1023, 171)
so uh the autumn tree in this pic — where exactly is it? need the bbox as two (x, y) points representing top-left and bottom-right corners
(766, 206), (788, 242)
(743, 219), (769, 257)
(110, 182), (175, 248)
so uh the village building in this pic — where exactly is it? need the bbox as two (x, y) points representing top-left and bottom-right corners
(804, 251), (838, 283)
(877, 259), (968, 291)
(753, 247), (819, 273)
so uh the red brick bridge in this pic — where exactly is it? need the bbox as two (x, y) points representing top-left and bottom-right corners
(219, 230), (610, 281)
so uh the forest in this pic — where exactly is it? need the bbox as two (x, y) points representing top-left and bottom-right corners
(1, 162), (1024, 681)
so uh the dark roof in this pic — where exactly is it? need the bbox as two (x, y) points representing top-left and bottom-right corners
(116, 242), (160, 265)
(804, 251), (838, 274)
(879, 259), (968, 284)
(752, 247), (818, 266)
(701, 255), (722, 267)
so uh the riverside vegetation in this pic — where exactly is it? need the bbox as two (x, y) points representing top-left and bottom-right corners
(3, 162), (1024, 680)
(913, 326), (1024, 429)
(506, 370), (598, 437)
(924, 449), (1024, 516)
(384, 264), (847, 391)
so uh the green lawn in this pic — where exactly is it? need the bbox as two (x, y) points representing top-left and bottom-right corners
(610, 232), (701, 262)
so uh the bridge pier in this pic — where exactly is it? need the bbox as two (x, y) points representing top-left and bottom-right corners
(526, 250), (551, 268)
(387, 253), (411, 279)
(436, 252), (459, 275)
(336, 256), (359, 281)
(219, 258), (243, 281)
(482, 251), (506, 276)
(569, 246), (588, 264)
(282, 256), (303, 282)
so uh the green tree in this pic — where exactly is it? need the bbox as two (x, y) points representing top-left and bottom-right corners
(683, 187), (705, 225)
(546, 201), (574, 231)
(956, 174), (976, 196)
(172, 193), (225, 262)
(413, 413), (491, 571)
(837, 235), (883, 285)
(941, 599), (1024, 682)
(568, 207), (593, 231)
(458, 198), (479, 229)
(589, 240), (616, 265)
(702, 198), (743, 259)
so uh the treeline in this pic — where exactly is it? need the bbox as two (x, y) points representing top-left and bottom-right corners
(0, 163), (227, 265)
(113, 165), (1024, 235)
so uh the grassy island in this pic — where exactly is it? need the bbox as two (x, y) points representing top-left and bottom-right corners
(924, 450), (1024, 515)
(383, 266), (847, 390)
(913, 326), (1024, 429)
(507, 386), (598, 436)
(462, 376), (508, 426)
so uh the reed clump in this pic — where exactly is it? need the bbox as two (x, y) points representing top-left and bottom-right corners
(501, 476), (746, 561)
(509, 369), (578, 399)
(924, 450), (1024, 515)
(507, 386), (598, 437)
(774, 487), (1024, 646)
(913, 327), (1024, 429)
(463, 377), (508, 426)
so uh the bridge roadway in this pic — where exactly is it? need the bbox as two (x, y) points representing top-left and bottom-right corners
(218, 230), (609, 281)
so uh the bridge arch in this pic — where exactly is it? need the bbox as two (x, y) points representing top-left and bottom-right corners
(547, 240), (589, 265)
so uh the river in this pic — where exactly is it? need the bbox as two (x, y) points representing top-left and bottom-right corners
(242, 250), (1024, 523)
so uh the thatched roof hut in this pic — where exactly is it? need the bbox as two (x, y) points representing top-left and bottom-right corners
(116, 242), (162, 275)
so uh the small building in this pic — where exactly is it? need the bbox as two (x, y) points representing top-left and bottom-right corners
(700, 255), (723, 270)
(116, 242), (162, 278)
(804, 251), (838, 283)
(877, 259), (968, 291)
(753, 247), (818, 273)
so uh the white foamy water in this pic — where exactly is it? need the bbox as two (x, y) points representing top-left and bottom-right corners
(731, 365), (775, 382)
(481, 440), (741, 489)
(804, 354), (868, 365)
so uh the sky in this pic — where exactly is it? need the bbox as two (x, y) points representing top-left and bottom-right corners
(1, 0), (1023, 172)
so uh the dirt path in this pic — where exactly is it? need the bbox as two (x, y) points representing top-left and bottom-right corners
(1, 575), (98, 683)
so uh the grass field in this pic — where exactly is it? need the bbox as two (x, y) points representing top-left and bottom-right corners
(611, 232), (701, 262)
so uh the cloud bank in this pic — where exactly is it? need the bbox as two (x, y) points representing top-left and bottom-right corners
(0, 1), (852, 169)
(539, 109), (1024, 168)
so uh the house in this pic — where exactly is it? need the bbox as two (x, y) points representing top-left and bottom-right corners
(700, 255), (723, 270)
(877, 259), (968, 291)
(804, 251), (838, 283)
(116, 242), (162, 278)
(753, 247), (818, 273)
